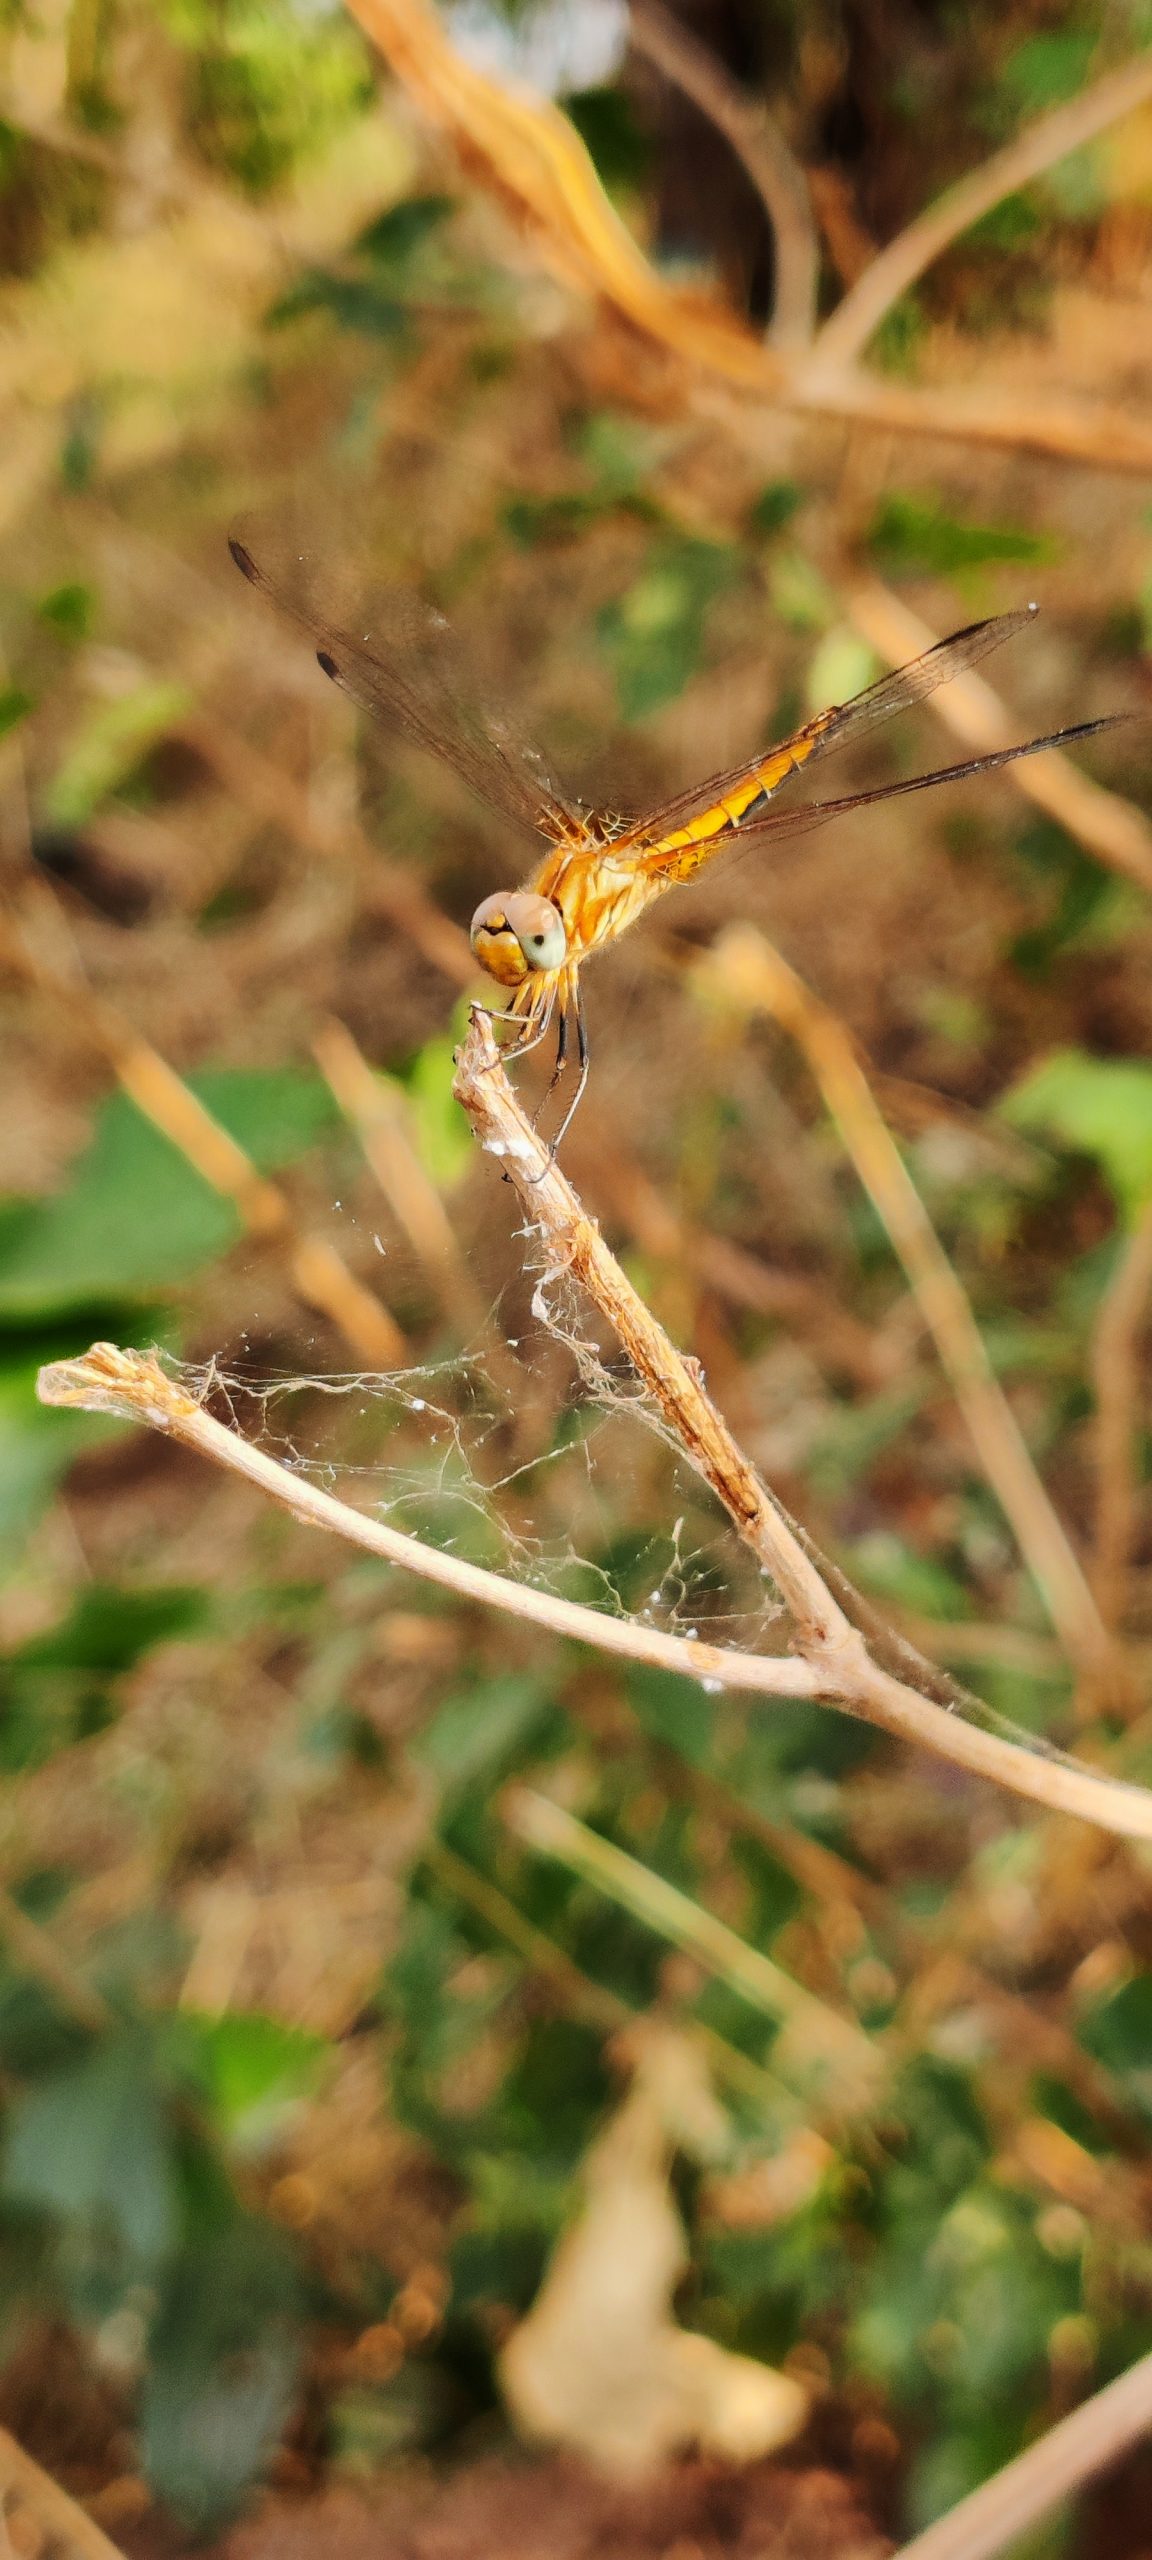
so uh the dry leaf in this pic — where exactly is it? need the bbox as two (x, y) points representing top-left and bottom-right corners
(499, 2026), (809, 2475)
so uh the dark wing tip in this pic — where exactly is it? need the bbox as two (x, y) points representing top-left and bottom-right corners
(229, 536), (258, 583)
(316, 649), (339, 681)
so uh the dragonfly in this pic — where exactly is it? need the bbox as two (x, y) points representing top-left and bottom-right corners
(230, 538), (1124, 1147)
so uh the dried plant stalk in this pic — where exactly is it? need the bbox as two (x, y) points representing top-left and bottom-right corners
(695, 924), (1114, 1686)
(808, 49), (1152, 373)
(32, 1325), (1152, 1838)
(0, 2425), (129, 2560)
(34, 1017), (1152, 1837)
(627, 0), (819, 352)
(894, 2343), (1152, 2560)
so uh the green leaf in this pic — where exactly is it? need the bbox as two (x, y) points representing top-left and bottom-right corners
(43, 681), (192, 826)
(38, 582), (95, 640)
(748, 481), (801, 540)
(626, 1665), (717, 1767)
(596, 537), (736, 720)
(169, 2011), (330, 2153)
(3, 2034), (179, 2269)
(413, 1672), (552, 1792)
(1, 1584), (210, 1774)
(0, 1344), (117, 1566)
(868, 493), (1058, 578)
(267, 271), (409, 339)
(141, 2214), (301, 2528)
(0, 1069), (339, 1315)
(804, 627), (880, 717)
(14, 1582), (209, 1674)
(564, 85), (651, 191)
(1000, 1050), (1152, 1222)
(355, 192), (456, 263)
(0, 686), (34, 738)
(1078, 1975), (1152, 2123)
(998, 32), (1099, 114)
(400, 1030), (474, 1189)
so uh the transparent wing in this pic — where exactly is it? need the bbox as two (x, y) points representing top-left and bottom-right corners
(613, 605), (1043, 856)
(229, 534), (577, 840)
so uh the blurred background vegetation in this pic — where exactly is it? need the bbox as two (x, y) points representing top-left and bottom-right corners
(1, 0), (1152, 2549)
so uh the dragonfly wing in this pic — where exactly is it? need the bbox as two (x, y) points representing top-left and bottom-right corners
(230, 534), (576, 839)
(634, 712), (1130, 878)
(612, 605), (1041, 861)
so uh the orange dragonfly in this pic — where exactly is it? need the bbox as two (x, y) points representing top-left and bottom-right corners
(231, 539), (1124, 1146)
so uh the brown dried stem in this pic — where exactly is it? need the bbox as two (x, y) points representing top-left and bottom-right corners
(696, 924), (1115, 1687)
(627, 0), (819, 351)
(451, 1011), (1152, 1830)
(0, 2425), (129, 2560)
(32, 1320), (1152, 1838)
(1091, 1200), (1152, 1632)
(345, 0), (1152, 471)
(808, 48), (1152, 373)
(894, 2344), (1152, 2560)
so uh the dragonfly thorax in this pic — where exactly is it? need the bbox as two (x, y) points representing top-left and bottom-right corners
(470, 891), (567, 985)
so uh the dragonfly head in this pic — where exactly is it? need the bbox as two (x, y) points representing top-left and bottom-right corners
(470, 892), (567, 986)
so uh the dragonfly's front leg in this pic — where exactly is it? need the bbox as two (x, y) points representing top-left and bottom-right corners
(474, 978), (557, 1075)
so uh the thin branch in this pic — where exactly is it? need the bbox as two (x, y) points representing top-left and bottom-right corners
(1091, 1201), (1152, 1632)
(343, 0), (1152, 469)
(450, 1013), (1152, 1833)
(696, 924), (1115, 1687)
(845, 581), (1152, 896)
(627, 0), (819, 351)
(313, 1016), (486, 1334)
(426, 1837), (780, 2108)
(894, 2345), (1152, 2560)
(342, 0), (781, 389)
(503, 1785), (881, 2112)
(808, 48), (1152, 373)
(794, 375), (1152, 474)
(0, 2426), (129, 2560)
(33, 1329), (1152, 1837)
(35, 1342), (817, 1699)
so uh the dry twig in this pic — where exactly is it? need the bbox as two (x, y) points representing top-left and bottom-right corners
(0, 2426), (129, 2560)
(807, 48), (1152, 373)
(34, 1021), (1152, 1837)
(694, 924), (1115, 1686)
(31, 1319), (1152, 1839)
(894, 2344), (1152, 2560)
(346, 0), (1152, 470)
(627, 0), (819, 351)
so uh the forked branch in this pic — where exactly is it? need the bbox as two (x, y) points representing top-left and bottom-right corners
(35, 1015), (1152, 1840)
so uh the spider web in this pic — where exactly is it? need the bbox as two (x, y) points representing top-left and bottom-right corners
(154, 1207), (1143, 1800)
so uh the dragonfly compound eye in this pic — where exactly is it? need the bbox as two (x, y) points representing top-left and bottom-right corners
(471, 892), (566, 984)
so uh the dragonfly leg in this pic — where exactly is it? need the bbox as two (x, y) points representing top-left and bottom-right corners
(546, 989), (590, 1158)
(526, 986), (590, 1177)
(475, 989), (556, 1075)
(529, 999), (570, 1128)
